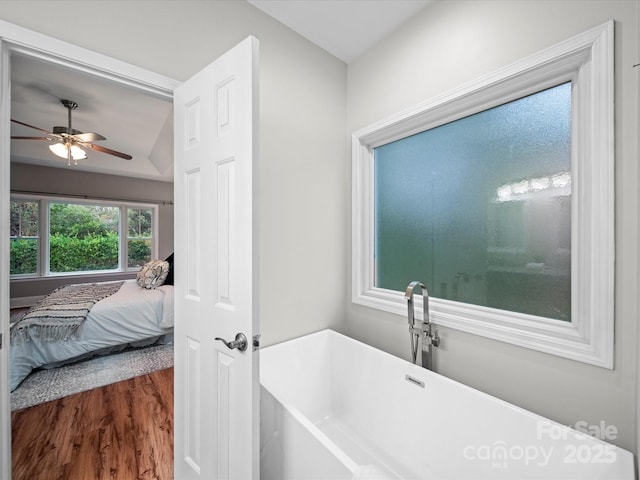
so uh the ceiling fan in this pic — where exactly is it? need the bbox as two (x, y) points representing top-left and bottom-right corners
(11, 99), (133, 166)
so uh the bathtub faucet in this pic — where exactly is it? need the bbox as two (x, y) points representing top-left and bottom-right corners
(405, 280), (440, 370)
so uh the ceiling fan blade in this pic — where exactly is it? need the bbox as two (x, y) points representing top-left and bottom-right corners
(74, 132), (106, 143)
(83, 142), (132, 160)
(11, 118), (52, 134)
(53, 126), (82, 136)
(11, 136), (52, 140)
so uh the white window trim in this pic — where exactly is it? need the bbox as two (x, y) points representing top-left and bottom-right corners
(352, 21), (614, 368)
(10, 194), (159, 278)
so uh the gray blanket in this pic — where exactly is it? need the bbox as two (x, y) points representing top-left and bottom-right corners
(10, 281), (124, 345)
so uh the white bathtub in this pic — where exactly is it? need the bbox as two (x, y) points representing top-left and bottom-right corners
(259, 329), (634, 480)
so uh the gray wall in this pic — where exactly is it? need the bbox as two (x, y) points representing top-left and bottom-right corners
(346, 0), (639, 457)
(10, 163), (174, 300)
(0, 1), (348, 345)
(3, 0), (638, 466)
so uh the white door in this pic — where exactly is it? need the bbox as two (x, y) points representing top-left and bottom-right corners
(173, 36), (260, 479)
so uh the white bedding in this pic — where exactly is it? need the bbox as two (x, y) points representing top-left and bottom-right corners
(10, 279), (174, 392)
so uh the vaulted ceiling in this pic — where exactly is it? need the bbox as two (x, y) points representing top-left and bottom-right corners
(9, 0), (430, 182)
(10, 54), (174, 182)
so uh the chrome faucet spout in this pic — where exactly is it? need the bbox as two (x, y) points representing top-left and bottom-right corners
(405, 280), (439, 370)
(405, 280), (429, 327)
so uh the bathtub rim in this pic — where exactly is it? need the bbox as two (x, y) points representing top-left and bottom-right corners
(260, 328), (634, 466)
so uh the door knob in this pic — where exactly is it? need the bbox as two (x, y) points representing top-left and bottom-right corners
(215, 333), (248, 352)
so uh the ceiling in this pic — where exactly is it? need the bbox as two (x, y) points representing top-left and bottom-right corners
(10, 0), (431, 182)
(10, 54), (174, 182)
(247, 0), (431, 63)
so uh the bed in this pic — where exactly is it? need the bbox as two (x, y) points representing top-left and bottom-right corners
(10, 262), (174, 392)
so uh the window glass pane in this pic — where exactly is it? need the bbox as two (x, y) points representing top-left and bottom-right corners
(10, 200), (39, 275)
(127, 208), (153, 268)
(128, 238), (152, 268)
(49, 203), (119, 272)
(374, 83), (572, 321)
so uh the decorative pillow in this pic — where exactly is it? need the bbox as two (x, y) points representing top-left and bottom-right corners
(136, 260), (170, 289)
(163, 253), (174, 286)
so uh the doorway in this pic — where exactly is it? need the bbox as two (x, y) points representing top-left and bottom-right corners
(0, 21), (180, 478)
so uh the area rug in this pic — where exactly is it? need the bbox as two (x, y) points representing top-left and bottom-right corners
(10, 343), (173, 411)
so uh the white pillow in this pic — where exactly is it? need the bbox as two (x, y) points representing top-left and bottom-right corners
(136, 260), (170, 289)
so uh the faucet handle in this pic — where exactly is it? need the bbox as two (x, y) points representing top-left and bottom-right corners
(423, 325), (440, 347)
(431, 328), (440, 348)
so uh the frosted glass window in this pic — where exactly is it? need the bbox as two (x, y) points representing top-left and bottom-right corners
(374, 83), (572, 321)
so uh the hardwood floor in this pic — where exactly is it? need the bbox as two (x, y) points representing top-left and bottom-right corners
(11, 367), (173, 480)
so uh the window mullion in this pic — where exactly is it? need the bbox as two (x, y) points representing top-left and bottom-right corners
(42, 199), (49, 276)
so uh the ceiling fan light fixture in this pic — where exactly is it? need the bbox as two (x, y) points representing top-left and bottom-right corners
(49, 142), (87, 164)
(12, 98), (133, 165)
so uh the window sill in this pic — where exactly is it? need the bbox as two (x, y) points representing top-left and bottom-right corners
(353, 287), (612, 369)
(10, 271), (137, 283)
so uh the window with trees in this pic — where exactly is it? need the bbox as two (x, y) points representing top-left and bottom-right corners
(127, 208), (154, 268)
(10, 196), (158, 277)
(10, 200), (39, 276)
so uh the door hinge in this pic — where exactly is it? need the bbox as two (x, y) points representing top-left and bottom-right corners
(252, 334), (261, 351)
(0, 333), (3, 350)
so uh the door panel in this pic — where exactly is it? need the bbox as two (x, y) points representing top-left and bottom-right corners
(173, 36), (260, 480)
